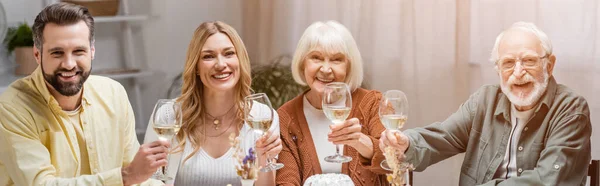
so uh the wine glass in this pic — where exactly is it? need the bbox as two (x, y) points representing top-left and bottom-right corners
(322, 82), (353, 163)
(151, 99), (182, 181)
(378, 90), (409, 171)
(244, 93), (284, 172)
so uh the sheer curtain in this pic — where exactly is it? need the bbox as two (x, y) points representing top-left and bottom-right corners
(240, 0), (598, 185)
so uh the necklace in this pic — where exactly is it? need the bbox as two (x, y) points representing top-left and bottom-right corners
(204, 117), (237, 138)
(205, 105), (236, 130)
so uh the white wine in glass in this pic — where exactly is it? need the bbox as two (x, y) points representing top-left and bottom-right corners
(247, 118), (273, 133)
(244, 93), (284, 172)
(322, 82), (353, 163)
(379, 90), (409, 171)
(154, 125), (181, 141)
(323, 106), (352, 124)
(151, 99), (182, 181)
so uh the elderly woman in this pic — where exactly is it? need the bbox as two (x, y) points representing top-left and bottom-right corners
(276, 21), (388, 186)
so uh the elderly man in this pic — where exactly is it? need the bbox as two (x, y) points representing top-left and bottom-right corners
(380, 22), (591, 185)
(0, 3), (167, 185)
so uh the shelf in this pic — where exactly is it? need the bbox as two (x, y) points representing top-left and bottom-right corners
(94, 15), (148, 23)
(95, 70), (153, 79)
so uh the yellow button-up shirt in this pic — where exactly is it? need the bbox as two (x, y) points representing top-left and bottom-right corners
(0, 67), (162, 186)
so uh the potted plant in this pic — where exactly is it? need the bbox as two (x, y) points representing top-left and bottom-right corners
(250, 55), (307, 109)
(4, 22), (36, 75)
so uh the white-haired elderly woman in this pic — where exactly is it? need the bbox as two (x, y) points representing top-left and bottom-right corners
(275, 21), (388, 186)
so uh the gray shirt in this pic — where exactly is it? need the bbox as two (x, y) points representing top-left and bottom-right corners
(493, 104), (534, 179)
(403, 77), (591, 186)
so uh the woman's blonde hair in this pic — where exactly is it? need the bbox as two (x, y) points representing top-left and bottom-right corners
(175, 21), (252, 162)
(291, 20), (364, 91)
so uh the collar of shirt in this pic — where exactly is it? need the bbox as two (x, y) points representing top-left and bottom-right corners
(30, 67), (92, 116)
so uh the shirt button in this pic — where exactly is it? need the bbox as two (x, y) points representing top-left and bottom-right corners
(518, 146), (523, 151)
(554, 164), (560, 169)
(523, 127), (528, 131)
(518, 168), (523, 173)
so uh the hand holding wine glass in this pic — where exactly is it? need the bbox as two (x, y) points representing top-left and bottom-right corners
(122, 140), (170, 185)
(379, 90), (409, 170)
(378, 90), (412, 185)
(244, 93), (284, 172)
(327, 118), (363, 147)
(322, 82), (353, 163)
(150, 99), (182, 181)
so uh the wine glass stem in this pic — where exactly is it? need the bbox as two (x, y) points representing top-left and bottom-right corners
(161, 139), (171, 175)
(266, 155), (272, 165)
(268, 157), (276, 168)
(335, 144), (342, 156)
(404, 167), (411, 186)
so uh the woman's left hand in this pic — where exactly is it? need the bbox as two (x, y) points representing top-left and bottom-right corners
(255, 130), (283, 159)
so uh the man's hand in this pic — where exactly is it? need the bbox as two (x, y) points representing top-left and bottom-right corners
(122, 140), (170, 186)
(379, 129), (410, 154)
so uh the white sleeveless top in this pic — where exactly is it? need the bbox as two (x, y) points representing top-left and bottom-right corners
(143, 100), (280, 186)
(174, 139), (240, 186)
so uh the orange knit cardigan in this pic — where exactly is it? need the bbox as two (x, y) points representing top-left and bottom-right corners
(276, 88), (390, 186)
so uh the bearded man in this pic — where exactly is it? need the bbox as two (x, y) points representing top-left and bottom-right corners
(0, 3), (167, 185)
(380, 22), (591, 186)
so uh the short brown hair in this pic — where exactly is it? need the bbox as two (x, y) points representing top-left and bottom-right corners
(32, 2), (95, 50)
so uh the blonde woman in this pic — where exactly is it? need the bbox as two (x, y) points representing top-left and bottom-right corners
(145, 21), (281, 186)
(276, 21), (388, 186)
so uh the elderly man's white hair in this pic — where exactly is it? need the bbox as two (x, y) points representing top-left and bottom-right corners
(490, 22), (553, 63)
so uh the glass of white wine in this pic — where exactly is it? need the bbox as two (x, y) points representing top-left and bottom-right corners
(379, 90), (408, 171)
(151, 99), (182, 181)
(244, 93), (284, 172)
(322, 82), (353, 163)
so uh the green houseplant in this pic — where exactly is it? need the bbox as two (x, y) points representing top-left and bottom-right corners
(251, 55), (306, 109)
(4, 22), (36, 75)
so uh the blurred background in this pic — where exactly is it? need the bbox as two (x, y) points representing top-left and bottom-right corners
(0, 0), (598, 185)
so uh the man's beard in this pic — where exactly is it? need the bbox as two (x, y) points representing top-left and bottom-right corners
(41, 60), (91, 97)
(500, 63), (549, 108)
